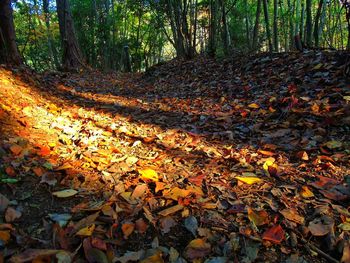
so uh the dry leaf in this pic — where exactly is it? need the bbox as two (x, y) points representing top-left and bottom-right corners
(247, 207), (269, 226)
(76, 224), (95, 236)
(122, 222), (135, 239)
(262, 224), (285, 243)
(158, 205), (184, 217)
(235, 176), (262, 185)
(52, 189), (78, 198)
(184, 239), (211, 260)
(139, 168), (158, 182)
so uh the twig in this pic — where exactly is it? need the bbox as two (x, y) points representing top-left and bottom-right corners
(300, 238), (339, 263)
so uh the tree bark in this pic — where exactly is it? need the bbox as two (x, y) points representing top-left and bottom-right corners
(252, 0), (262, 50)
(0, 0), (22, 65)
(208, 0), (218, 57)
(262, 0), (273, 52)
(56, 0), (85, 71)
(313, 0), (323, 47)
(43, 0), (60, 69)
(273, 0), (278, 51)
(305, 0), (312, 47)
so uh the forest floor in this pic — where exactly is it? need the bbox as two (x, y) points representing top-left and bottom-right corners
(0, 50), (350, 263)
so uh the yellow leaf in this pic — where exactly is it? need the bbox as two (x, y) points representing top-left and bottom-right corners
(263, 157), (275, 170)
(52, 189), (78, 198)
(235, 176), (262, 185)
(300, 186), (314, 198)
(76, 224), (95, 236)
(139, 168), (158, 182)
(248, 103), (260, 109)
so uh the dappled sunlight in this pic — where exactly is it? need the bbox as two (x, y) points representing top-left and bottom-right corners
(1, 51), (350, 262)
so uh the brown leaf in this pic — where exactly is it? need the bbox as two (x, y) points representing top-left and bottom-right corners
(184, 239), (211, 260)
(9, 249), (61, 263)
(158, 204), (184, 217)
(159, 216), (177, 234)
(5, 207), (22, 223)
(308, 215), (334, 236)
(247, 207), (269, 226)
(135, 218), (148, 234)
(280, 209), (305, 225)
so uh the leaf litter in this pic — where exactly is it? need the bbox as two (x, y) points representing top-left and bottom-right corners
(0, 51), (349, 262)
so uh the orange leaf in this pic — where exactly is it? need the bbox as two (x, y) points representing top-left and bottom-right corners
(10, 145), (22, 155)
(33, 167), (44, 177)
(5, 167), (16, 177)
(262, 224), (285, 243)
(122, 222), (135, 239)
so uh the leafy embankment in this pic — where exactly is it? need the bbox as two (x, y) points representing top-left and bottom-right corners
(0, 51), (350, 263)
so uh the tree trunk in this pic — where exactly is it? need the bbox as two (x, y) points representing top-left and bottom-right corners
(56, 0), (85, 71)
(262, 0), (273, 52)
(43, 0), (60, 69)
(220, 0), (230, 55)
(0, 0), (22, 65)
(313, 0), (323, 47)
(252, 0), (262, 50)
(208, 0), (218, 57)
(305, 0), (312, 47)
(273, 0), (278, 51)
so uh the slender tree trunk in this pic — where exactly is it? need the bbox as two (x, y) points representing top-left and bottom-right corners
(305, 0), (312, 47)
(313, 0), (323, 47)
(208, 0), (218, 57)
(192, 0), (198, 56)
(0, 0), (22, 65)
(220, 0), (230, 54)
(273, 0), (278, 51)
(252, 0), (262, 50)
(43, 0), (59, 69)
(56, 0), (85, 71)
(262, 0), (273, 52)
(244, 0), (251, 49)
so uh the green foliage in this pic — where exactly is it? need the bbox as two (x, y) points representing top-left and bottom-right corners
(12, 0), (350, 71)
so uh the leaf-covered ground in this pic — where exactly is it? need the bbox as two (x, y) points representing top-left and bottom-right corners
(0, 51), (350, 263)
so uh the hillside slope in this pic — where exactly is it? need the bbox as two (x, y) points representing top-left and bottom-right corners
(0, 51), (349, 262)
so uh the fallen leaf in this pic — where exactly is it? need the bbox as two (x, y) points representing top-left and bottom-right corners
(52, 189), (78, 198)
(135, 218), (148, 234)
(184, 239), (211, 260)
(247, 207), (269, 226)
(158, 204), (184, 217)
(5, 207), (22, 222)
(308, 215), (334, 236)
(300, 186), (314, 198)
(235, 176), (262, 185)
(131, 184), (148, 199)
(0, 193), (9, 212)
(9, 249), (61, 263)
(184, 216), (198, 236)
(0, 230), (11, 244)
(9, 145), (22, 155)
(262, 224), (285, 243)
(325, 140), (342, 149)
(140, 251), (164, 263)
(160, 216), (177, 233)
(76, 224), (95, 236)
(122, 222), (135, 239)
(280, 209), (305, 225)
(139, 168), (158, 182)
